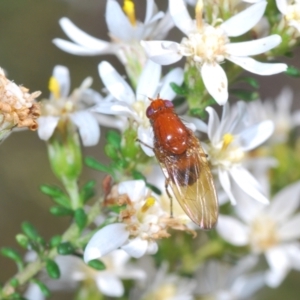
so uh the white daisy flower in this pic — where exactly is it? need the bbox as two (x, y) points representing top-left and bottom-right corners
(276, 0), (300, 32)
(246, 87), (300, 144)
(197, 101), (274, 205)
(92, 60), (184, 156)
(53, 0), (173, 85)
(217, 180), (300, 287)
(37, 65), (102, 146)
(24, 251), (146, 298)
(195, 256), (265, 300)
(84, 180), (195, 262)
(141, 0), (287, 105)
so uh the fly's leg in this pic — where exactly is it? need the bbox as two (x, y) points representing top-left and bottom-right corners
(165, 178), (173, 218)
(136, 139), (154, 150)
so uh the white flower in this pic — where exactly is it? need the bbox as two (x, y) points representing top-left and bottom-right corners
(25, 251), (146, 298)
(92, 60), (184, 156)
(199, 101), (274, 205)
(84, 180), (194, 262)
(131, 258), (196, 300)
(195, 256), (265, 300)
(37, 65), (102, 146)
(276, 0), (300, 32)
(217, 180), (300, 287)
(246, 87), (300, 144)
(141, 0), (287, 105)
(53, 0), (173, 84)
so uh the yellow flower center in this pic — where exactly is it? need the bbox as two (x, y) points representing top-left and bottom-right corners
(48, 76), (60, 99)
(286, 3), (300, 22)
(141, 197), (156, 213)
(123, 0), (136, 26)
(143, 284), (176, 300)
(222, 133), (234, 150)
(249, 215), (279, 253)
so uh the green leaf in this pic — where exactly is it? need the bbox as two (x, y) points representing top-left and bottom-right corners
(106, 130), (121, 149)
(88, 259), (106, 271)
(146, 183), (162, 195)
(131, 170), (146, 181)
(10, 278), (19, 288)
(285, 65), (300, 77)
(57, 242), (74, 255)
(238, 77), (259, 89)
(230, 89), (259, 102)
(105, 144), (119, 160)
(31, 279), (51, 298)
(170, 82), (188, 95)
(49, 235), (62, 248)
(21, 222), (41, 241)
(6, 292), (27, 300)
(15, 234), (29, 249)
(46, 259), (60, 279)
(49, 206), (73, 216)
(80, 180), (96, 203)
(74, 208), (87, 230)
(40, 185), (70, 208)
(85, 157), (113, 174)
(0, 247), (23, 269)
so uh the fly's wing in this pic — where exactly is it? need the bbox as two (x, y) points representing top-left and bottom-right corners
(158, 136), (218, 229)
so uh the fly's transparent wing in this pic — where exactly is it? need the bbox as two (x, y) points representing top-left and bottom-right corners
(158, 136), (218, 229)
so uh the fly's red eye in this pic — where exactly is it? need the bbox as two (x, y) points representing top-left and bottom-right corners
(164, 100), (174, 108)
(146, 106), (154, 118)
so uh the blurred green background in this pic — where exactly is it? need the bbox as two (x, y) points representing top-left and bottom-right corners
(0, 0), (300, 299)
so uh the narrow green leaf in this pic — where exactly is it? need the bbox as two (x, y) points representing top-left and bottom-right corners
(238, 77), (259, 89)
(80, 180), (96, 203)
(9, 278), (19, 288)
(40, 185), (70, 208)
(131, 170), (146, 181)
(31, 279), (51, 298)
(49, 206), (73, 216)
(46, 259), (60, 279)
(170, 82), (188, 95)
(105, 144), (119, 160)
(21, 222), (40, 241)
(74, 208), (87, 230)
(85, 157), (113, 174)
(231, 89), (259, 102)
(49, 235), (62, 248)
(0, 247), (23, 267)
(57, 242), (74, 255)
(146, 183), (162, 195)
(106, 130), (121, 149)
(285, 65), (300, 77)
(15, 234), (29, 249)
(88, 259), (106, 271)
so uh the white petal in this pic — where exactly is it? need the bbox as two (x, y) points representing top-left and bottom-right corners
(229, 166), (269, 204)
(58, 17), (111, 50)
(265, 247), (290, 287)
(201, 63), (228, 105)
(146, 241), (158, 254)
(226, 35), (282, 56)
(141, 40), (182, 65)
(70, 111), (100, 146)
(83, 223), (129, 263)
(218, 168), (237, 205)
(182, 116), (208, 133)
(137, 126), (155, 157)
(105, 0), (133, 41)
(169, 0), (194, 35)
(136, 60), (161, 100)
(96, 274), (124, 297)
(37, 116), (59, 141)
(268, 181), (300, 223)
(159, 67), (184, 100)
(278, 214), (300, 241)
(237, 120), (274, 151)
(220, 1), (267, 37)
(121, 237), (148, 258)
(276, 0), (288, 14)
(98, 61), (135, 104)
(217, 215), (249, 246)
(144, 0), (157, 24)
(52, 65), (70, 98)
(206, 106), (220, 143)
(227, 56), (287, 75)
(53, 39), (112, 56)
(24, 283), (45, 300)
(91, 101), (135, 117)
(118, 180), (146, 202)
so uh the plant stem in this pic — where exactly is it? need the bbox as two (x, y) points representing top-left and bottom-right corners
(1, 198), (102, 298)
(63, 178), (81, 210)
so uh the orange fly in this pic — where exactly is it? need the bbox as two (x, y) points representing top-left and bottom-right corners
(145, 97), (218, 229)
